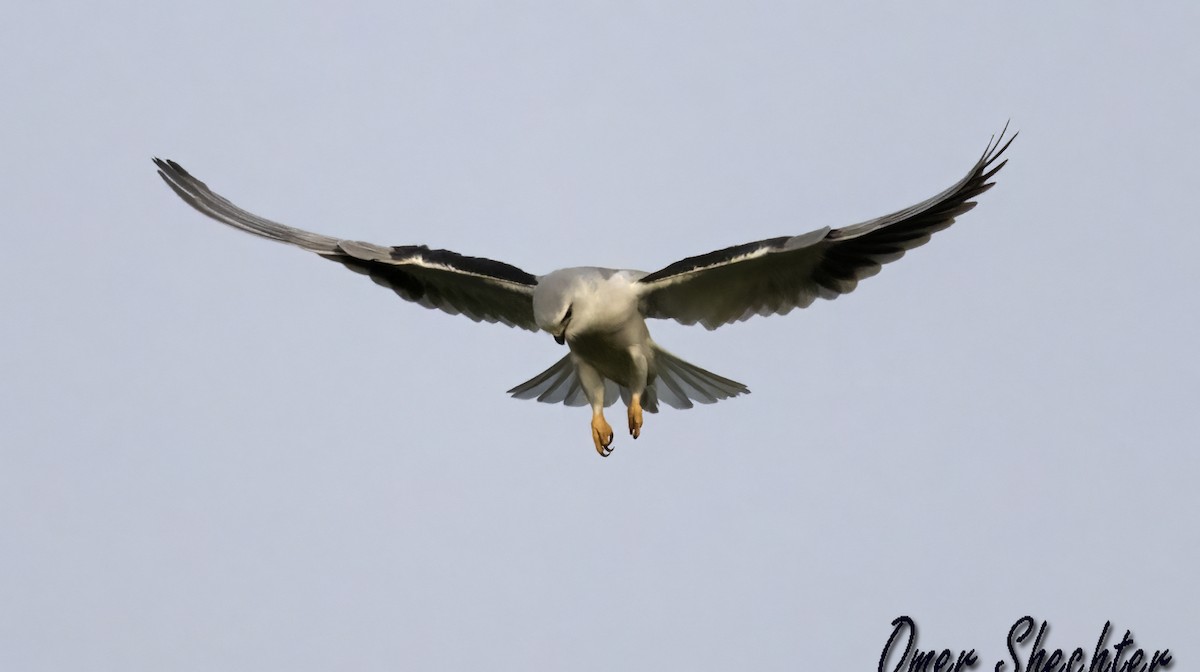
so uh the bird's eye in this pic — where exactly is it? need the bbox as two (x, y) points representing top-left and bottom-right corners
(563, 305), (573, 322)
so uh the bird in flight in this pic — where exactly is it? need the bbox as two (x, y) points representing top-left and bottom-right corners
(155, 125), (1014, 457)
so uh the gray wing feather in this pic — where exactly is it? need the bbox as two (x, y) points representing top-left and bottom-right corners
(636, 125), (1016, 329)
(154, 159), (540, 331)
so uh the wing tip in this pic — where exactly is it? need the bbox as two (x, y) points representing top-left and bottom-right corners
(984, 121), (1018, 166)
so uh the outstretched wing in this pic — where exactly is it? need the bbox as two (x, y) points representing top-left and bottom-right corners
(635, 125), (1016, 329)
(154, 159), (540, 331)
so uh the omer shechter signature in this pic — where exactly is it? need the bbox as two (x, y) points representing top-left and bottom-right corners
(879, 616), (1173, 672)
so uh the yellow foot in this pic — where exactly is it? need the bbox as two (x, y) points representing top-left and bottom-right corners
(627, 400), (643, 439)
(591, 415), (614, 457)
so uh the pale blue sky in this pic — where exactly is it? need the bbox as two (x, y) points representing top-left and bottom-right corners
(2, 2), (1198, 670)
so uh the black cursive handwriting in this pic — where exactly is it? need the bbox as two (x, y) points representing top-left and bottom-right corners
(999, 617), (1172, 672)
(880, 616), (979, 672)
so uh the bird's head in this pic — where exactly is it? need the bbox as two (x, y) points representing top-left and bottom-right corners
(533, 269), (588, 345)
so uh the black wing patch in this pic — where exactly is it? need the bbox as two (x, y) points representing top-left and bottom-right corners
(638, 236), (793, 285)
(636, 124), (1016, 328)
(155, 158), (540, 331)
(390, 245), (537, 286)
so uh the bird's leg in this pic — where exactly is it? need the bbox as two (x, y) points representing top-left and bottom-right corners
(626, 346), (648, 440)
(627, 393), (643, 439)
(576, 358), (614, 457)
(591, 410), (614, 458)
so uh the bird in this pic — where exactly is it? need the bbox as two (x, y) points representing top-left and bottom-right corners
(154, 125), (1014, 457)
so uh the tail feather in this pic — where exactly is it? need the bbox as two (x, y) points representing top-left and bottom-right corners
(507, 355), (618, 408)
(506, 357), (567, 399)
(534, 359), (576, 404)
(651, 346), (750, 409)
(507, 348), (749, 411)
(659, 356), (719, 404)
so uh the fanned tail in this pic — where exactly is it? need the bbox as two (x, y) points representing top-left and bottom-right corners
(507, 348), (749, 412)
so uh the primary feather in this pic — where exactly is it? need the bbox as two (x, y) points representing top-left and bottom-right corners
(635, 124), (1016, 329)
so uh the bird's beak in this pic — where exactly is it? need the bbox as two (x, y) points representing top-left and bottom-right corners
(554, 332), (566, 345)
